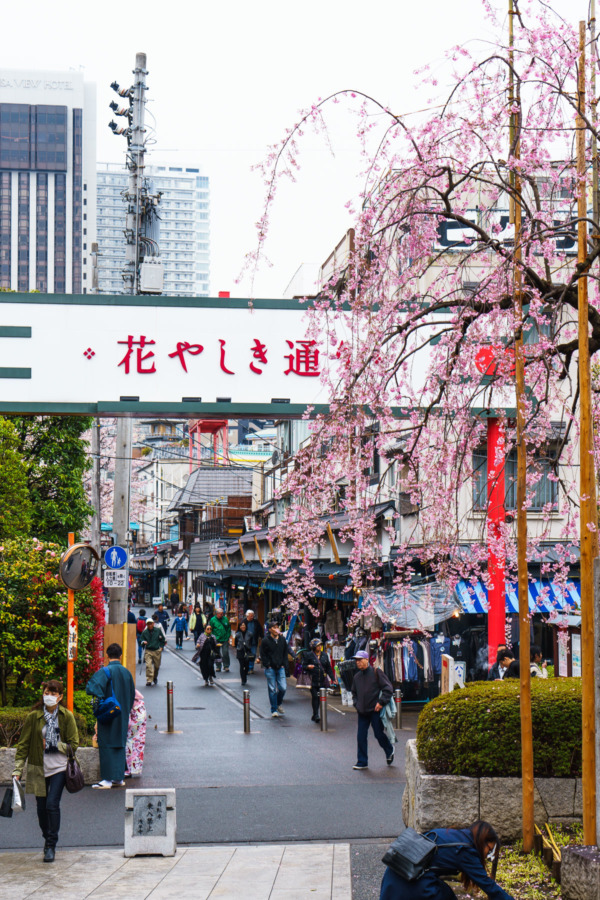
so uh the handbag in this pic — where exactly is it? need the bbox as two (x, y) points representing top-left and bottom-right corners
(382, 829), (469, 882)
(0, 786), (13, 818)
(65, 745), (85, 794)
(93, 667), (122, 724)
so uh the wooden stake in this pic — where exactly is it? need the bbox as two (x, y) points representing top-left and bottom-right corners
(577, 20), (598, 846)
(254, 536), (264, 565)
(238, 539), (246, 563)
(510, 0), (535, 852)
(326, 523), (342, 565)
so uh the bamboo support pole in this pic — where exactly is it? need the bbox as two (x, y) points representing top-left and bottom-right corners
(509, 0), (534, 852)
(577, 20), (598, 847)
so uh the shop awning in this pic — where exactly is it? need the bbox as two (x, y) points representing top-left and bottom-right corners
(455, 579), (581, 614)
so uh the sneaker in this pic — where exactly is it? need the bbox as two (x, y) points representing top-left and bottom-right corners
(224, 668), (230, 672)
(271, 711), (280, 718)
(277, 706), (285, 715)
(311, 715), (321, 723)
(352, 764), (368, 770)
(387, 751), (395, 766)
(92, 780), (113, 789)
(145, 682), (152, 687)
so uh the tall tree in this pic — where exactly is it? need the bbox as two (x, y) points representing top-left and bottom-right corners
(0, 416), (31, 540)
(11, 416), (93, 544)
(250, 1), (599, 607)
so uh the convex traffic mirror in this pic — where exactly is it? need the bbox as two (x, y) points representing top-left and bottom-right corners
(59, 543), (100, 590)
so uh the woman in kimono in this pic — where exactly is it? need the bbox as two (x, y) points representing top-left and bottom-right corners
(125, 690), (147, 777)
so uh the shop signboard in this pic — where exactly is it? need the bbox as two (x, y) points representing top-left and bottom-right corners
(558, 639), (569, 677)
(571, 634), (582, 677)
(453, 661), (466, 689)
(67, 617), (78, 661)
(441, 654), (453, 693)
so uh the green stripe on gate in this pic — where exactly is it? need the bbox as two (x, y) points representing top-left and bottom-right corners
(0, 367), (32, 378)
(0, 326), (32, 337)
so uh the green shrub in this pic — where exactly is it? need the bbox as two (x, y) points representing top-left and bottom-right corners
(416, 679), (582, 778)
(0, 706), (90, 748)
(73, 690), (95, 734)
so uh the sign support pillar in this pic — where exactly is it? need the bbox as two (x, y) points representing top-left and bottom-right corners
(66, 532), (75, 712)
(487, 416), (506, 668)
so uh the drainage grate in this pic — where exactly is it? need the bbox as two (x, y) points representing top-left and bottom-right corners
(176, 706), (206, 710)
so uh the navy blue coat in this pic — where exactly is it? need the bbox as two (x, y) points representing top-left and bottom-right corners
(379, 828), (514, 900)
(86, 661), (135, 748)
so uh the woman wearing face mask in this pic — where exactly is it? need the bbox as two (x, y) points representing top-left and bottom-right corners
(12, 679), (79, 863)
(380, 821), (514, 899)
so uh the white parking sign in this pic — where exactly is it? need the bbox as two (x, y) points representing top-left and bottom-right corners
(104, 569), (127, 588)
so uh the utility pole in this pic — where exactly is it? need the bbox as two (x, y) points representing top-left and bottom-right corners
(577, 20), (599, 847)
(90, 420), (101, 552)
(124, 52), (146, 295)
(109, 52), (163, 295)
(109, 416), (133, 624)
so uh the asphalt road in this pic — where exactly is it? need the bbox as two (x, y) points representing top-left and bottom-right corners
(1, 637), (414, 896)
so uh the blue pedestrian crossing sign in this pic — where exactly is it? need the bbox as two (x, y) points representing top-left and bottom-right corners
(105, 545), (128, 569)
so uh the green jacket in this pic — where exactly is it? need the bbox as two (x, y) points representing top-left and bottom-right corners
(210, 614), (231, 644)
(139, 627), (166, 651)
(13, 706), (79, 796)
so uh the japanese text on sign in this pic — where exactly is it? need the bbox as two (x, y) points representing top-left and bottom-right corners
(67, 616), (78, 662)
(115, 336), (322, 377)
(104, 570), (127, 588)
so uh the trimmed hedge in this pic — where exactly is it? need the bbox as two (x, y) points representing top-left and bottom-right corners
(0, 706), (90, 748)
(416, 679), (582, 778)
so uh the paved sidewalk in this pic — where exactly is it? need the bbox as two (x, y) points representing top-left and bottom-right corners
(0, 843), (351, 900)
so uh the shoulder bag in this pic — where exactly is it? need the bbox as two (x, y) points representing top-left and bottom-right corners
(382, 828), (469, 882)
(93, 666), (122, 724)
(65, 745), (85, 793)
(0, 786), (13, 818)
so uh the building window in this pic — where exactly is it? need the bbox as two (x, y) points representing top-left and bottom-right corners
(72, 109), (83, 293)
(36, 172), (48, 292)
(54, 173), (66, 292)
(17, 172), (29, 291)
(472, 444), (559, 512)
(0, 171), (10, 287)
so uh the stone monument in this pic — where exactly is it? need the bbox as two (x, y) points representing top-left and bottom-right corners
(124, 788), (176, 857)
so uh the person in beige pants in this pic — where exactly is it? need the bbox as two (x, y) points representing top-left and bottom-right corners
(139, 619), (166, 686)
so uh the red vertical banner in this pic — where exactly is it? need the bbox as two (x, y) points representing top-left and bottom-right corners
(487, 417), (506, 668)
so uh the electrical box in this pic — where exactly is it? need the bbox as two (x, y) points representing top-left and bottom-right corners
(139, 258), (164, 294)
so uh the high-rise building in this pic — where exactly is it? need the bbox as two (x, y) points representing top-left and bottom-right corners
(0, 69), (96, 293)
(96, 163), (210, 296)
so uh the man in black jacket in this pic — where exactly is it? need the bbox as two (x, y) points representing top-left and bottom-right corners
(261, 623), (288, 718)
(351, 650), (394, 770)
(241, 610), (264, 673)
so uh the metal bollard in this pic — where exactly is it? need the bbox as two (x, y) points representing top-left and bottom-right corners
(243, 689), (251, 733)
(319, 688), (328, 732)
(166, 680), (174, 733)
(394, 688), (403, 729)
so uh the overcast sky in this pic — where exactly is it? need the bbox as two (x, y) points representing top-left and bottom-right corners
(2, 0), (582, 298)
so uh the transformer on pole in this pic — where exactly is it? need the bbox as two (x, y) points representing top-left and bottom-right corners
(109, 52), (163, 295)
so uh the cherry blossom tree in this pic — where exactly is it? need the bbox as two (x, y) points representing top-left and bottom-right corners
(251, 0), (599, 615)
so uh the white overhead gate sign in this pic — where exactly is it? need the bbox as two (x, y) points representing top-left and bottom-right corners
(0, 295), (345, 416)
